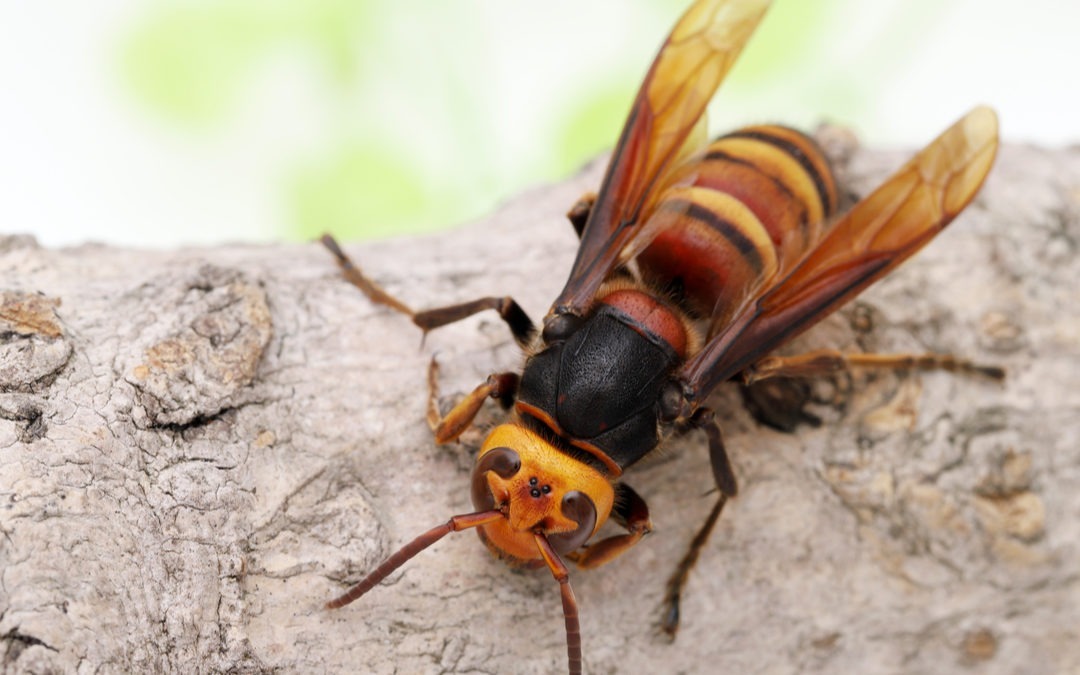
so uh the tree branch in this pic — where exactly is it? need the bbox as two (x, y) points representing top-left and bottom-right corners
(1, 138), (1078, 674)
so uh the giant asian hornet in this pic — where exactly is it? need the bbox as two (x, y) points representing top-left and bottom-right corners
(320, 0), (1001, 672)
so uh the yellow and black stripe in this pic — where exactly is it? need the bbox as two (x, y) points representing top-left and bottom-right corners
(638, 124), (838, 327)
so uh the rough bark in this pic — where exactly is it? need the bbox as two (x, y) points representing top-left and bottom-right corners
(1, 136), (1078, 675)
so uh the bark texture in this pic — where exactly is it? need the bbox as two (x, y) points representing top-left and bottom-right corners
(1, 136), (1078, 675)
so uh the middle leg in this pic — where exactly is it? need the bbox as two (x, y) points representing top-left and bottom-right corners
(660, 493), (728, 639)
(660, 408), (737, 638)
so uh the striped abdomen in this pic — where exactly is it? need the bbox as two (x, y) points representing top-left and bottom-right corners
(637, 125), (839, 330)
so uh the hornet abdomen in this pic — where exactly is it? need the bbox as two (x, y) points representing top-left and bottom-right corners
(639, 125), (839, 326)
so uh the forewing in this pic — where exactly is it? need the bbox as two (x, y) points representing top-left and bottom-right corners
(551, 0), (772, 318)
(680, 106), (1000, 398)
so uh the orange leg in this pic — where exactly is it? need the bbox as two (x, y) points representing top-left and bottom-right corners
(569, 483), (653, 569)
(425, 357), (518, 444)
(324, 235), (530, 443)
(744, 348), (1004, 384)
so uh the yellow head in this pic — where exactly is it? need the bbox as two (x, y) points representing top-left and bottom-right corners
(470, 424), (616, 563)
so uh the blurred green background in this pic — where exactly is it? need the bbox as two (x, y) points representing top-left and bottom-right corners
(2, 0), (1074, 248)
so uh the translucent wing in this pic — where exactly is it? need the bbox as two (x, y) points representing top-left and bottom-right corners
(680, 106), (1000, 398)
(550, 0), (772, 318)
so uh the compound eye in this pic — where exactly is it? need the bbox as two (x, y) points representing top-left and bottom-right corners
(542, 313), (583, 343)
(548, 491), (597, 555)
(470, 447), (521, 511)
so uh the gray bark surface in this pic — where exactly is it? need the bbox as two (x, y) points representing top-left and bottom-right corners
(1, 137), (1078, 674)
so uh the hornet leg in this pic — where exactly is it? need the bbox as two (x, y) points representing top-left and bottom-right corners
(744, 348), (1004, 384)
(661, 409), (737, 639)
(739, 349), (1003, 432)
(566, 192), (597, 239)
(660, 494), (729, 639)
(426, 357), (519, 444)
(322, 234), (536, 347)
(569, 483), (653, 569)
(321, 234), (414, 318)
(564, 192), (634, 282)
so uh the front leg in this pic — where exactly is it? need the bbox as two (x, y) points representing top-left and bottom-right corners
(414, 296), (536, 348)
(569, 483), (652, 569)
(426, 357), (519, 444)
(322, 234), (537, 347)
(321, 234), (414, 317)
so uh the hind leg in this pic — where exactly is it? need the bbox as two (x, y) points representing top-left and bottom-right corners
(744, 348), (1004, 383)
